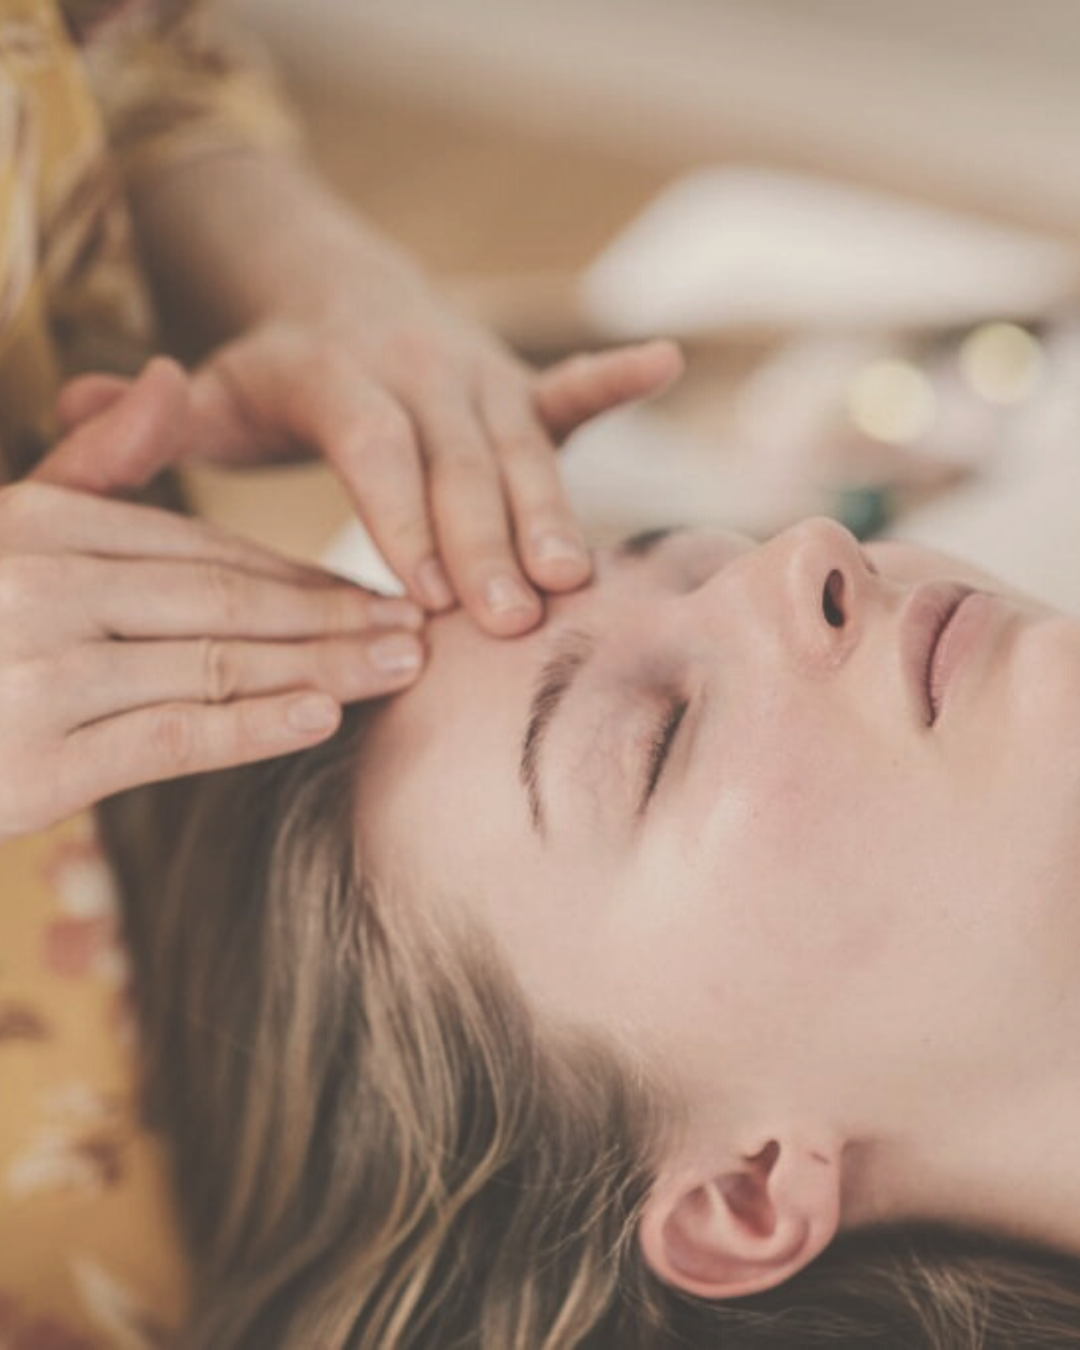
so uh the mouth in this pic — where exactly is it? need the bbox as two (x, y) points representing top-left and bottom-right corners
(900, 582), (975, 726)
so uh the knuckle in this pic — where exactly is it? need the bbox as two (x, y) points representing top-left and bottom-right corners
(495, 428), (547, 466)
(298, 336), (348, 382)
(340, 418), (413, 472)
(330, 586), (369, 634)
(308, 580), (361, 635)
(0, 562), (26, 618)
(379, 513), (433, 560)
(481, 350), (529, 385)
(0, 553), (63, 614)
(202, 562), (246, 626)
(432, 450), (493, 488)
(55, 644), (97, 695)
(201, 637), (238, 703)
(519, 483), (572, 520)
(366, 401), (413, 444)
(0, 656), (44, 709)
(0, 779), (51, 839)
(152, 705), (196, 770)
(0, 480), (56, 538)
(310, 640), (350, 694)
(456, 537), (516, 574)
(386, 328), (444, 385)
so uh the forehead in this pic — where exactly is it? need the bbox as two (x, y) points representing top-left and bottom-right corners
(352, 529), (737, 866)
(371, 526), (744, 733)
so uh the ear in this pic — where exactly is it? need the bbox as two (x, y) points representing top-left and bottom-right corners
(638, 1136), (841, 1300)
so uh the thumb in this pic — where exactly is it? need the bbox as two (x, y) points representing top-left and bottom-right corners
(55, 371), (131, 432)
(34, 357), (191, 494)
(185, 359), (296, 465)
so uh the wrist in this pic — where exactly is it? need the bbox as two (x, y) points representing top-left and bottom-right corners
(261, 216), (433, 330)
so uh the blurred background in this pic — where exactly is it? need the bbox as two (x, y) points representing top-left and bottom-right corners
(219, 0), (1080, 610)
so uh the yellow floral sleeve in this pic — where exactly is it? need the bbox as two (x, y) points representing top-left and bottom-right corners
(71, 0), (302, 191)
(0, 816), (188, 1347)
(0, 0), (301, 476)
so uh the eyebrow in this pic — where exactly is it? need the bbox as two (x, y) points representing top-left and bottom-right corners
(519, 628), (595, 836)
(517, 524), (686, 837)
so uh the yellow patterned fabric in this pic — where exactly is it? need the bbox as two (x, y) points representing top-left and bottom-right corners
(0, 0), (299, 480)
(0, 818), (187, 1347)
(0, 2), (300, 1339)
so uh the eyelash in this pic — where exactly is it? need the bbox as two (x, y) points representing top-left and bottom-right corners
(639, 698), (689, 813)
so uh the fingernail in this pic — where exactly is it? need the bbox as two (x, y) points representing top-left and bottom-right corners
(484, 575), (538, 617)
(369, 632), (423, 676)
(368, 596), (424, 630)
(286, 693), (341, 735)
(533, 532), (587, 566)
(416, 558), (453, 610)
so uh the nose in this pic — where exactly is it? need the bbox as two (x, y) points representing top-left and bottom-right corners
(767, 516), (874, 672)
(690, 516), (875, 676)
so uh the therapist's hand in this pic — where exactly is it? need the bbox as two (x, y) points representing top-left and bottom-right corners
(58, 295), (683, 636)
(0, 368), (425, 841)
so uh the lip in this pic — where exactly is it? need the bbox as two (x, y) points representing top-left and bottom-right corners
(900, 581), (975, 726)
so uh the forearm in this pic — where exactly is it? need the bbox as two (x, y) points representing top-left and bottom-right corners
(127, 148), (432, 358)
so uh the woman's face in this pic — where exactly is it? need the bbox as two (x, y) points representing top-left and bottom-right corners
(357, 518), (1080, 1152)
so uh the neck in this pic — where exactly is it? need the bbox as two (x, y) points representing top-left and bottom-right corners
(847, 1069), (1080, 1260)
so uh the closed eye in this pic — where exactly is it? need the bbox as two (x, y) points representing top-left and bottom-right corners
(638, 698), (689, 815)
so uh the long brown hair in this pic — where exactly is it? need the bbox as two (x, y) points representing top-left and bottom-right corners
(101, 706), (1080, 1349)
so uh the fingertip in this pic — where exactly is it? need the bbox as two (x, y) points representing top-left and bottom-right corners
(414, 556), (455, 611)
(284, 692), (342, 738)
(635, 337), (686, 388)
(141, 354), (187, 388)
(525, 532), (592, 591)
(368, 631), (425, 681)
(114, 357), (189, 431)
(477, 606), (545, 638)
(533, 554), (592, 594)
(472, 575), (544, 637)
(641, 336), (683, 360)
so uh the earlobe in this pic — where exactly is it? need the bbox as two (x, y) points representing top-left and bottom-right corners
(638, 1136), (841, 1301)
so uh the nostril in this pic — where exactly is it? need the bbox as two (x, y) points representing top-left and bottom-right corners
(822, 569), (845, 628)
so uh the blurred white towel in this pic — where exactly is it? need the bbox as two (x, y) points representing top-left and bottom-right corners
(580, 167), (1078, 336)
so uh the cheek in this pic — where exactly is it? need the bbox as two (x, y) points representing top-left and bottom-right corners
(703, 716), (957, 991)
(1009, 615), (1080, 765)
(718, 710), (1070, 1027)
(988, 616), (1080, 925)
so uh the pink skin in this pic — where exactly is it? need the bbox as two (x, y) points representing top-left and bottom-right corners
(357, 518), (1080, 1296)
